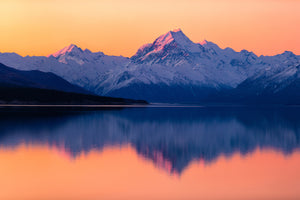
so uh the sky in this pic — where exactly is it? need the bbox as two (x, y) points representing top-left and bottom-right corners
(0, 0), (299, 57)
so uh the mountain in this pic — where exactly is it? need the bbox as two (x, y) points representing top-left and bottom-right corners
(131, 29), (206, 64)
(233, 57), (300, 104)
(0, 62), (87, 94)
(99, 29), (299, 103)
(0, 29), (299, 103)
(0, 63), (147, 105)
(0, 44), (129, 94)
(104, 29), (267, 102)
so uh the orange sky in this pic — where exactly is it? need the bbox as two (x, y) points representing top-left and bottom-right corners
(0, 0), (299, 57)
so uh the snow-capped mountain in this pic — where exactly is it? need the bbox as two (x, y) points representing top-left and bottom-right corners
(239, 52), (300, 92)
(0, 29), (299, 103)
(131, 28), (206, 64)
(130, 29), (261, 88)
(233, 56), (300, 104)
(50, 44), (93, 65)
(0, 44), (130, 94)
(102, 29), (299, 102)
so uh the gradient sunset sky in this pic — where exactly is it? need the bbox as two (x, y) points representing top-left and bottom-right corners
(0, 0), (299, 57)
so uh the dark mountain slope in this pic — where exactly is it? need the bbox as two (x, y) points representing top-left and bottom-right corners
(0, 87), (147, 105)
(0, 63), (147, 105)
(0, 62), (88, 94)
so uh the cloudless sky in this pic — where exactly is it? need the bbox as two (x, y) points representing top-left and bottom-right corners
(0, 0), (299, 57)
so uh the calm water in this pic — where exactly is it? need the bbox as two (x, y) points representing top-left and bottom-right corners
(0, 106), (300, 200)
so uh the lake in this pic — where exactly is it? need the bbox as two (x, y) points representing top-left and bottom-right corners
(0, 106), (300, 200)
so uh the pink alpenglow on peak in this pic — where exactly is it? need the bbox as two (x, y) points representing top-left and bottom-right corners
(155, 29), (203, 53)
(133, 29), (204, 59)
(50, 44), (84, 58)
(200, 40), (208, 45)
(154, 29), (188, 46)
(171, 28), (183, 33)
(47, 44), (90, 65)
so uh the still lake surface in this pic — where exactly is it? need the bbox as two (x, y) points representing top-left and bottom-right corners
(0, 106), (300, 200)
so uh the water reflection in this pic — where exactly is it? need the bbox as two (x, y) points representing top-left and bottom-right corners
(0, 106), (300, 174)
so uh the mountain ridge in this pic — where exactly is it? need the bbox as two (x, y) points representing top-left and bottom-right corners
(0, 63), (147, 105)
(0, 62), (88, 94)
(0, 29), (299, 103)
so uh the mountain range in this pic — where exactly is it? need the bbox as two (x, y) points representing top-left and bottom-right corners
(0, 63), (87, 94)
(0, 63), (146, 105)
(0, 29), (299, 103)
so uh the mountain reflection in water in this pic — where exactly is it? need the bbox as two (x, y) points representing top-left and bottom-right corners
(0, 106), (299, 174)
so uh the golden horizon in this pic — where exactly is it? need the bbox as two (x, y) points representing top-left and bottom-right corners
(0, 0), (299, 57)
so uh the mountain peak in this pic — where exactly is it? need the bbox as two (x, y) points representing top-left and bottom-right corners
(153, 29), (205, 53)
(132, 29), (205, 63)
(153, 29), (194, 49)
(50, 44), (84, 58)
(171, 28), (182, 33)
(168, 28), (185, 38)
